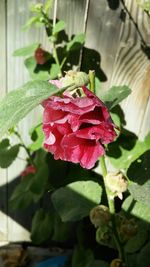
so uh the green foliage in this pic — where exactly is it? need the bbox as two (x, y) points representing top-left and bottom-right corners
(53, 20), (66, 35)
(124, 222), (148, 253)
(122, 196), (150, 224)
(67, 33), (85, 52)
(29, 123), (44, 152)
(137, 242), (150, 267)
(13, 43), (39, 57)
(127, 150), (150, 205)
(51, 181), (102, 222)
(100, 85), (131, 110)
(0, 139), (20, 168)
(107, 131), (150, 170)
(0, 80), (63, 139)
(31, 209), (53, 244)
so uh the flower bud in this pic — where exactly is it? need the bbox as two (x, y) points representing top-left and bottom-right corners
(61, 71), (89, 88)
(34, 47), (47, 65)
(90, 205), (111, 228)
(110, 259), (126, 267)
(96, 224), (110, 243)
(120, 218), (138, 239)
(105, 172), (128, 199)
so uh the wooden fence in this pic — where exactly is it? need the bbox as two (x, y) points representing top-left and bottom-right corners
(0, 0), (150, 243)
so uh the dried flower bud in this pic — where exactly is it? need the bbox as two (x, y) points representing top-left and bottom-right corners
(61, 71), (89, 88)
(105, 172), (128, 199)
(110, 259), (126, 267)
(90, 205), (111, 228)
(120, 218), (138, 239)
(34, 47), (47, 65)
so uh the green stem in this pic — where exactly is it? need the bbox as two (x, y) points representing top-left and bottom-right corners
(14, 131), (35, 166)
(53, 44), (63, 76)
(89, 70), (95, 93)
(100, 156), (125, 262)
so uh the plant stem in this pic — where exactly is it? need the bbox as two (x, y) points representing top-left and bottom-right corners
(14, 130), (35, 166)
(100, 156), (125, 262)
(89, 70), (95, 93)
(52, 43), (63, 76)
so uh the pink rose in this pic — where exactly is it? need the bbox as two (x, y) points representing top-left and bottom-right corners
(42, 81), (117, 169)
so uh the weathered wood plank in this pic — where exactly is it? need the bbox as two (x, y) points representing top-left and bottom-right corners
(57, 0), (88, 37)
(85, 0), (122, 88)
(110, 0), (150, 137)
(0, 0), (8, 243)
(6, 0), (48, 242)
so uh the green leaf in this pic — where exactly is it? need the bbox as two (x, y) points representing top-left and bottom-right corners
(107, 132), (150, 170)
(31, 209), (53, 244)
(29, 123), (44, 152)
(24, 56), (37, 70)
(22, 16), (41, 31)
(53, 20), (66, 35)
(67, 33), (85, 52)
(127, 150), (150, 205)
(49, 63), (61, 79)
(100, 85), (131, 110)
(29, 164), (48, 200)
(25, 57), (50, 80)
(122, 196), (150, 223)
(52, 214), (74, 242)
(44, 0), (53, 14)
(137, 242), (150, 267)
(51, 181), (102, 222)
(0, 139), (20, 168)
(13, 43), (39, 57)
(0, 80), (63, 139)
(124, 221), (148, 253)
(9, 176), (34, 210)
(72, 246), (94, 267)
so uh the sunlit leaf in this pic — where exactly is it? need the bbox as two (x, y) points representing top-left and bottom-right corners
(67, 33), (85, 52)
(52, 181), (102, 222)
(53, 20), (66, 35)
(0, 80), (64, 139)
(100, 85), (131, 110)
(13, 43), (39, 57)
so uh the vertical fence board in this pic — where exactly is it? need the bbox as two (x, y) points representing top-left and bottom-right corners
(85, 0), (122, 89)
(6, 0), (49, 242)
(0, 0), (8, 244)
(110, 0), (150, 137)
(57, 0), (88, 37)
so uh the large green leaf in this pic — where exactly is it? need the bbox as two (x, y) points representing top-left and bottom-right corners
(100, 85), (131, 110)
(31, 209), (53, 244)
(51, 181), (102, 222)
(122, 196), (150, 223)
(24, 57), (50, 80)
(0, 80), (64, 139)
(124, 222), (148, 253)
(0, 139), (20, 168)
(13, 43), (39, 57)
(107, 132), (150, 170)
(137, 242), (150, 267)
(127, 150), (150, 205)
(9, 176), (34, 210)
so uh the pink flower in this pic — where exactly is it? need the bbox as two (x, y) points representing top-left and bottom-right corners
(42, 81), (117, 169)
(21, 165), (36, 177)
